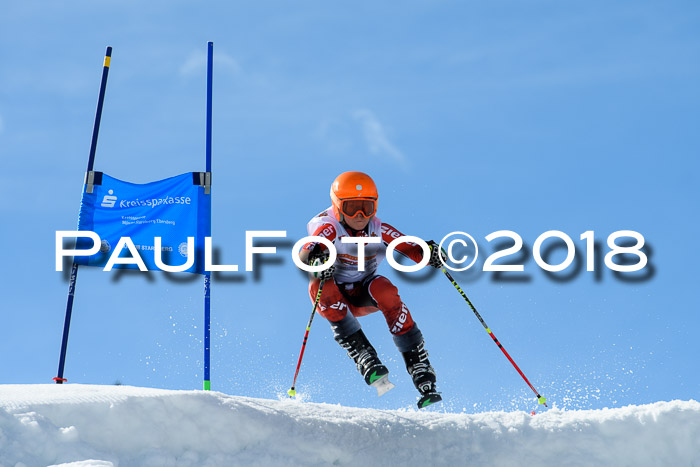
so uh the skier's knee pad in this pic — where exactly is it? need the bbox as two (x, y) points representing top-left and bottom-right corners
(367, 276), (402, 311)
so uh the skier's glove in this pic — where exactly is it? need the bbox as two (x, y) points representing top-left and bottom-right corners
(311, 255), (335, 281)
(427, 240), (447, 268)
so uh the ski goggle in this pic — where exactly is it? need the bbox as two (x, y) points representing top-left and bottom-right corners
(340, 198), (376, 219)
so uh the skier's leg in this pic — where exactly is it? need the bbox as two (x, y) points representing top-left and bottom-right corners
(366, 275), (415, 335)
(309, 279), (389, 386)
(367, 276), (441, 406)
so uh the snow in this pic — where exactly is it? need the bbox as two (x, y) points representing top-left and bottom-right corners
(0, 385), (698, 466)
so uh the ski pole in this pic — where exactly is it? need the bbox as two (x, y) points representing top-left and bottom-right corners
(288, 279), (325, 397)
(441, 268), (547, 407)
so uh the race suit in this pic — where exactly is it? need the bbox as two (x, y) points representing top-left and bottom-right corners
(300, 207), (427, 351)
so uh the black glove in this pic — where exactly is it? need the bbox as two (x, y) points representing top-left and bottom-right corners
(311, 255), (335, 281)
(427, 240), (447, 268)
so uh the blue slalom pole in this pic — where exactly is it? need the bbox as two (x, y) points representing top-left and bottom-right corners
(86, 47), (113, 173)
(203, 41), (213, 391)
(203, 273), (211, 390)
(55, 46), (112, 384)
(206, 41), (213, 173)
(55, 264), (79, 383)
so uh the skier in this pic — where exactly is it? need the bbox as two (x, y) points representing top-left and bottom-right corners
(298, 171), (444, 408)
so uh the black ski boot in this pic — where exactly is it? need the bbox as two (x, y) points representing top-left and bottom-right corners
(402, 340), (442, 409)
(336, 329), (393, 394)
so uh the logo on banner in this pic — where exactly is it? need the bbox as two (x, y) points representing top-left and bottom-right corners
(178, 242), (189, 257)
(101, 190), (117, 208)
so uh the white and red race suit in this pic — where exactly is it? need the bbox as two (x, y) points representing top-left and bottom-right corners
(301, 207), (426, 338)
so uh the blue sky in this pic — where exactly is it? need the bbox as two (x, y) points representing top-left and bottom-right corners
(1, 1), (698, 412)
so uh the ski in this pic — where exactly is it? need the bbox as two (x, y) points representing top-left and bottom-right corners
(370, 374), (396, 397)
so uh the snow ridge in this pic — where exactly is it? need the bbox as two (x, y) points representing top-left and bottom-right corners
(0, 385), (698, 466)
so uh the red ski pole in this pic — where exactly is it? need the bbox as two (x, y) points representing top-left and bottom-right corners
(442, 268), (548, 407)
(288, 280), (325, 397)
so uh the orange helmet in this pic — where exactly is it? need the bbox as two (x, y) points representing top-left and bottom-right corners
(330, 171), (378, 222)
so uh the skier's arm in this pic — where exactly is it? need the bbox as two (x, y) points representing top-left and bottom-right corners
(381, 223), (425, 264)
(299, 223), (337, 265)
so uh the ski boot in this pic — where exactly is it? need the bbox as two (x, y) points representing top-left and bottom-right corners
(402, 340), (442, 409)
(336, 329), (394, 396)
